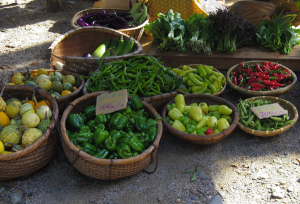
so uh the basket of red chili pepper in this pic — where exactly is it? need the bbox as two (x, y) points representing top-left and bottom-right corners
(226, 61), (297, 97)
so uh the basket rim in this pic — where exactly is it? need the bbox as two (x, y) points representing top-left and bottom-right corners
(161, 94), (239, 143)
(1, 70), (84, 102)
(226, 60), (297, 96)
(237, 96), (298, 137)
(0, 86), (59, 161)
(70, 8), (150, 31)
(60, 91), (163, 165)
(177, 64), (226, 96)
(48, 26), (143, 63)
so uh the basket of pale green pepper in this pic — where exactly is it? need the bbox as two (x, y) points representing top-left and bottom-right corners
(61, 92), (163, 180)
(162, 94), (239, 145)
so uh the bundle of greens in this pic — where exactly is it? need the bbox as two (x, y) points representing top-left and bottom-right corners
(145, 10), (187, 52)
(256, 11), (299, 55)
(186, 13), (213, 55)
(208, 8), (256, 53)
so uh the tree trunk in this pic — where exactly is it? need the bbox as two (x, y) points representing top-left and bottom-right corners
(47, 0), (62, 12)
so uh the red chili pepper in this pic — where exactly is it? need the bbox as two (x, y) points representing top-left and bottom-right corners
(233, 76), (237, 85)
(239, 62), (243, 68)
(254, 78), (263, 82)
(264, 80), (277, 86)
(247, 76), (256, 84)
(282, 69), (291, 74)
(238, 74), (243, 80)
(288, 81), (292, 84)
(273, 73), (279, 77)
(250, 83), (265, 88)
(269, 86), (277, 90)
(272, 64), (280, 70)
(262, 65), (270, 71)
(248, 72), (253, 77)
(235, 69), (252, 72)
(263, 61), (273, 67)
(205, 128), (214, 135)
(250, 87), (259, 91)
(252, 73), (269, 80)
(255, 63), (263, 72)
(232, 71), (236, 75)
(262, 71), (269, 74)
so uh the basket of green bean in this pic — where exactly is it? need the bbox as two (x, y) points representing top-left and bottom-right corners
(237, 96), (298, 137)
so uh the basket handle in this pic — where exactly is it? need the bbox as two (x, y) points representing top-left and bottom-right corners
(142, 144), (158, 175)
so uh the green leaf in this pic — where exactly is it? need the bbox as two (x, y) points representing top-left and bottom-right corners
(190, 173), (196, 181)
(182, 171), (192, 174)
(196, 167), (200, 172)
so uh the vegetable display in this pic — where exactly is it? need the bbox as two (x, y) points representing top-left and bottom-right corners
(165, 94), (232, 135)
(173, 65), (226, 95)
(86, 55), (182, 96)
(6, 68), (80, 99)
(0, 89), (52, 155)
(237, 99), (295, 131)
(66, 96), (158, 159)
(229, 61), (294, 91)
(77, 1), (148, 29)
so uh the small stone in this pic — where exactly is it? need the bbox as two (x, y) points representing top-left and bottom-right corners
(198, 172), (208, 180)
(0, 186), (5, 193)
(10, 192), (23, 204)
(208, 195), (223, 204)
(176, 199), (181, 203)
(274, 158), (283, 165)
(189, 194), (197, 200)
(272, 186), (285, 199)
(287, 186), (294, 192)
(189, 187), (197, 195)
(284, 152), (288, 155)
(89, 198), (94, 203)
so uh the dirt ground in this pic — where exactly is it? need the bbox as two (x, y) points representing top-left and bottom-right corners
(1, 0), (300, 204)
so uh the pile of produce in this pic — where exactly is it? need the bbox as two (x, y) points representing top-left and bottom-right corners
(86, 55), (182, 96)
(165, 94), (232, 135)
(229, 61), (294, 91)
(84, 35), (135, 58)
(67, 96), (158, 159)
(0, 87), (52, 155)
(237, 98), (294, 131)
(173, 65), (226, 94)
(77, 0), (148, 29)
(7, 68), (79, 99)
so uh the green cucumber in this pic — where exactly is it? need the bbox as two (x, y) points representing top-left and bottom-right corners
(92, 44), (106, 58)
(114, 36), (124, 56)
(102, 49), (110, 57)
(129, 2), (141, 15)
(108, 36), (119, 49)
(137, 4), (147, 23)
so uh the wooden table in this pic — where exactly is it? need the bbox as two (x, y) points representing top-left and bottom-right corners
(140, 35), (300, 71)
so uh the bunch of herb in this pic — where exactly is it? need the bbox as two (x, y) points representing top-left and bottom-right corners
(145, 9), (187, 52)
(256, 11), (299, 55)
(186, 13), (213, 55)
(208, 8), (256, 53)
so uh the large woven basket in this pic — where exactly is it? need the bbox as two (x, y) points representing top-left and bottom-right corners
(226, 60), (297, 97)
(70, 8), (150, 41)
(0, 86), (59, 180)
(177, 64), (226, 96)
(49, 27), (143, 76)
(60, 92), (163, 180)
(2, 70), (85, 113)
(162, 94), (239, 145)
(238, 96), (298, 137)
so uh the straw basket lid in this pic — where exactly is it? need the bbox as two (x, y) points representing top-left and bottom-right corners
(48, 27), (143, 65)
(60, 92), (163, 180)
(162, 94), (239, 145)
(0, 86), (59, 180)
(70, 8), (150, 41)
(177, 64), (226, 96)
(237, 96), (298, 137)
(226, 60), (297, 97)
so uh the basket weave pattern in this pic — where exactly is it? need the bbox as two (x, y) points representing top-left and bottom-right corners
(70, 8), (149, 41)
(0, 86), (59, 180)
(60, 92), (163, 180)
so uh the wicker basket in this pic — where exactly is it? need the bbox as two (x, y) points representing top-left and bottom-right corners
(60, 92), (163, 180)
(161, 94), (239, 145)
(237, 96), (298, 137)
(0, 86), (59, 180)
(226, 61), (297, 97)
(177, 64), (226, 96)
(70, 8), (150, 42)
(2, 70), (85, 113)
(48, 27), (143, 76)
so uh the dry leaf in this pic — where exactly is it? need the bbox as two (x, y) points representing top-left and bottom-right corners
(29, 62), (36, 65)
(1, 66), (6, 69)
(8, 65), (16, 69)
(230, 164), (239, 168)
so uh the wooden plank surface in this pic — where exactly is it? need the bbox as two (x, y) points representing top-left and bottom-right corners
(139, 35), (300, 71)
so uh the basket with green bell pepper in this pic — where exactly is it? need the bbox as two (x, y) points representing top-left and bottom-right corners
(66, 96), (158, 160)
(173, 65), (226, 95)
(166, 94), (233, 135)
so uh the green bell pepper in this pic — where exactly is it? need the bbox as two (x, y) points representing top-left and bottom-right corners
(218, 105), (233, 116)
(170, 103), (176, 110)
(127, 135), (144, 152)
(207, 116), (218, 129)
(146, 126), (157, 142)
(166, 116), (174, 125)
(117, 143), (132, 159)
(179, 116), (190, 126)
(188, 120), (198, 126)
(199, 102), (209, 114)
(109, 129), (122, 141)
(167, 104), (172, 112)
(217, 118), (230, 132)
(121, 107), (133, 118)
(87, 120), (96, 132)
(84, 105), (96, 119)
(108, 152), (119, 159)
(195, 117), (208, 129)
(124, 122), (135, 132)
(196, 127), (208, 135)
(207, 111), (221, 120)
(134, 115), (147, 132)
(127, 100), (132, 109)
(110, 112), (123, 127)
(208, 105), (219, 112)
(183, 110), (190, 117)
(132, 151), (139, 157)
(116, 115), (128, 130)
(146, 118), (157, 129)
(68, 132), (78, 140)
(172, 120), (186, 132)
(79, 126), (91, 133)
(67, 113), (85, 130)
(186, 124), (196, 133)
(95, 113), (107, 124)
(78, 126), (94, 140)
(94, 127), (109, 145)
(136, 133), (150, 148)
(131, 95), (144, 111)
(128, 118), (135, 124)
(94, 149), (109, 159)
(76, 135), (90, 144)
(70, 138), (78, 146)
(221, 115), (232, 124)
(104, 136), (117, 152)
(80, 143), (96, 155)
(106, 113), (112, 121)
(95, 123), (105, 130)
